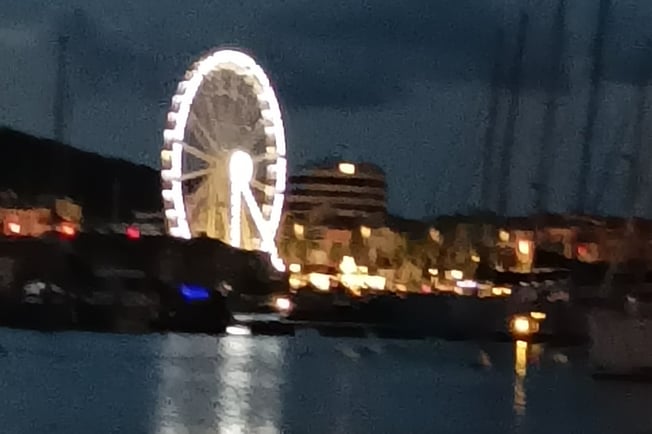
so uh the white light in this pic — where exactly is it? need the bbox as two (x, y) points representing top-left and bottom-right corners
(161, 49), (287, 270)
(457, 279), (477, 289)
(230, 176), (242, 248)
(341, 274), (365, 291)
(226, 325), (251, 336)
(511, 316), (531, 336)
(338, 162), (356, 175)
(161, 169), (178, 181)
(339, 256), (357, 274)
(274, 296), (292, 311)
(308, 273), (331, 291)
(161, 189), (174, 201)
(270, 252), (286, 272)
(450, 269), (463, 280)
(229, 150), (254, 186)
(168, 226), (186, 238)
(289, 263), (301, 273)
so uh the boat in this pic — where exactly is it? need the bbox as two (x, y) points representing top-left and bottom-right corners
(0, 232), (281, 334)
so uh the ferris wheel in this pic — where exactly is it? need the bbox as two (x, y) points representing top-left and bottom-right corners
(161, 48), (287, 271)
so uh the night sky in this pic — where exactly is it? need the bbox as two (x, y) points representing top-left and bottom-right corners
(0, 0), (651, 218)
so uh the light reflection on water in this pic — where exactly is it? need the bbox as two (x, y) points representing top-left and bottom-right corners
(0, 329), (652, 433)
(513, 340), (528, 418)
(155, 334), (284, 433)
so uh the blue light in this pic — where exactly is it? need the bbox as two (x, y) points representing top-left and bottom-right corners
(180, 284), (210, 302)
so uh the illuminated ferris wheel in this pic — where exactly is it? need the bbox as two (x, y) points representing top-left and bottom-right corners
(161, 48), (287, 271)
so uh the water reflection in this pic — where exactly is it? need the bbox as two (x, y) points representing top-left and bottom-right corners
(6, 331), (652, 433)
(217, 337), (254, 433)
(513, 340), (528, 417)
(155, 333), (284, 433)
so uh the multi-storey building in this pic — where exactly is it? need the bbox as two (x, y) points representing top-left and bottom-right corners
(286, 160), (387, 225)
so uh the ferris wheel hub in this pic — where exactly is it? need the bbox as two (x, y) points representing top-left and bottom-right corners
(229, 150), (254, 185)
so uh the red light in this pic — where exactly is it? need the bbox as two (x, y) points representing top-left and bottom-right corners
(577, 244), (588, 256)
(126, 226), (140, 240)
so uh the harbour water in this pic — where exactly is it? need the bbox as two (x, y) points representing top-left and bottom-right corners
(0, 328), (650, 434)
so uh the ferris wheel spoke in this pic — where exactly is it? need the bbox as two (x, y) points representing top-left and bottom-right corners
(242, 188), (269, 230)
(182, 142), (219, 164)
(250, 179), (270, 193)
(252, 152), (276, 163)
(189, 112), (220, 149)
(179, 168), (213, 182)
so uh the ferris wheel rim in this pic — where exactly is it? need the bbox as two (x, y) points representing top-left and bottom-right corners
(160, 48), (287, 252)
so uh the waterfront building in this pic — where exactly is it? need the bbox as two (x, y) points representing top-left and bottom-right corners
(286, 160), (387, 225)
(0, 193), (81, 237)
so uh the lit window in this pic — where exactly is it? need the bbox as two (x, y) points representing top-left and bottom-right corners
(517, 240), (531, 255)
(450, 269), (463, 280)
(293, 223), (304, 238)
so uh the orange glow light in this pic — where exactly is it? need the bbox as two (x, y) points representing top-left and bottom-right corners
(59, 223), (76, 237)
(7, 222), (20, 234)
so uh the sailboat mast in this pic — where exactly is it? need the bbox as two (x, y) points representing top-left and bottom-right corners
(53, 32), (72, 195)
(534, 0), (566, 214)
(625, 41), (652, 215)
(480, 29), (505, 213)
(577, 0), (610, 215)
(54, 34), (70, 144)
(599, 41), (649, 297)
(497, 12), (529, 217)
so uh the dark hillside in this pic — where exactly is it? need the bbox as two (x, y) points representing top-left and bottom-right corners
(0, 128), (161, 219)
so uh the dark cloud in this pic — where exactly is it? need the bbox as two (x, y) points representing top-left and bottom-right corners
(56, 9), (175, 100)
(598, 0), (652, 85)
(39, 0), (587, 113)
(257, 41), (404, 110)
(262, 0), (577, 109)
